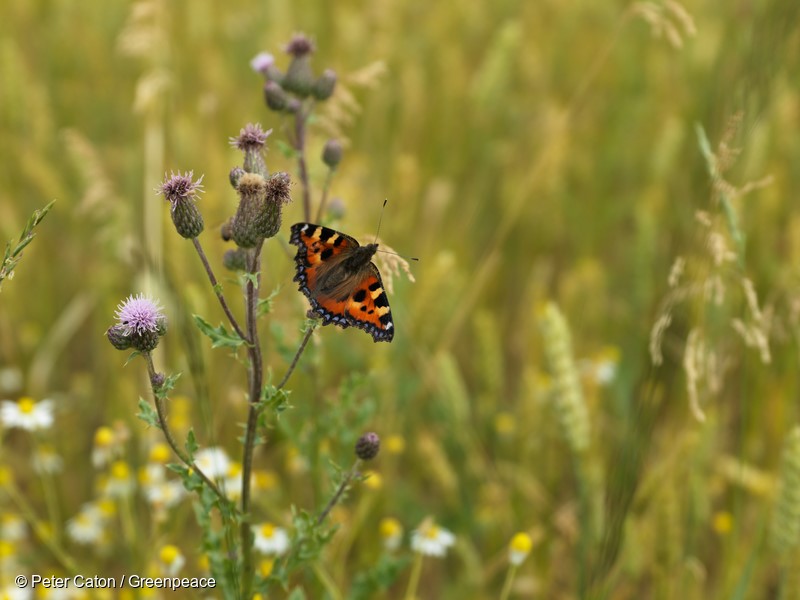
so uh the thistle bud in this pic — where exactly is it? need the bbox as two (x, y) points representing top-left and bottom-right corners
(355, 432), (381, 461)
(283, 35), (316, 98)
(151, 372), (166, 389)
(264, 81), (289, 112)
(229, 167), (245, 189)
(223, 248), (248, 271)
(158, 172), (205, 239)
(106, 325), (132, 351)
(327, 197), (346, 220)
(322, 139), (343, 169)
(232, 173), (267, 248)
(220, 218), (233, 242)
(312, 69), (337, 101)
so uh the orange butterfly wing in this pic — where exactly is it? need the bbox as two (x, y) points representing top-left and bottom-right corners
(290, 223), (394, 342)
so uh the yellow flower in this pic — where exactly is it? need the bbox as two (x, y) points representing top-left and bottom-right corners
(149, 443), (171, 463)
(259, 558), (275, 578)
(494, 412), (516, 436)
(253, 470), (278, 491)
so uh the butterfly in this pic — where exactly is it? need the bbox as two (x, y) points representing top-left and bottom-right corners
(289, 223), (394, 342)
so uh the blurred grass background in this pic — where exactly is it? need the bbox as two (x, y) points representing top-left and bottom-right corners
(2, 0), (800, 597)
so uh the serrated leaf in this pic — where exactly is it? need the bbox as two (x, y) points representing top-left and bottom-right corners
(257, 285), (281, 318)
(137, 398), (160, 428)
(154, 372), (181, 400)
(193, 315), (247, 349)
(185, 429), (198, 458)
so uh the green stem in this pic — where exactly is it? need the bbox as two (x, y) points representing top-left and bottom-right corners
(240, 243), (265, 600)
(314, 168), (335, 223)
(192, 237), (249, 342)
(317, 459), (361, 526)
(499, 564), (518, 600)
(277, 322), (317, 390)
(312, 562), (343, 600)
(404, 552), (425, 600)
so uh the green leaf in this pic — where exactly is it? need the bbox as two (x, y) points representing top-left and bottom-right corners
(185, 428), (198, 458)
(286, 588), (307, 600)
(350, 554), (412, 600)
(137, 398), (160, 428)
(154, 372), (182, 400)
(257, 285), (281, 318)
(258, 385), (292, 416)
(0, 200), (55, 292)
(193, 315), (247, 349)
(276, 139), (298, 159)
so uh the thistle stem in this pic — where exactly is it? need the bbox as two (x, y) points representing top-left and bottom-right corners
(315, 168), (335, 223)
(293, 106), (312, 221)
(191, 237), (250, 343)
(240, 243), (265, 599)
(317, 459), (361, 525)
(142, 352), (228, 504)
(277, 322), (317, 390)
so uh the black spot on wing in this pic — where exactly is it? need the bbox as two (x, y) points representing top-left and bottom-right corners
(321, 248), (333, 260)
(368, 281), (381, 292)
(318, 227), (335, 242)
(352, 289), (367, 303)
(373, 292), (389, 308)
(333, 236), (345, 247)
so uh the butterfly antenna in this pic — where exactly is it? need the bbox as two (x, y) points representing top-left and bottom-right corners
(373, 199), (388, 244)
(377, 249), (420, 262)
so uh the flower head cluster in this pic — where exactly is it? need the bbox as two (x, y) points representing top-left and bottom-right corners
(253, 32), (338, 112)
(108, 294), (167, 353)
(411, 520), (456, 557)
(253, 522), (290, 556)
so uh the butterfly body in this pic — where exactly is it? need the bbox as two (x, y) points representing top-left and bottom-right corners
(290, 223), (394, 342)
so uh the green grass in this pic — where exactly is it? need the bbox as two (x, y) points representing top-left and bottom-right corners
(1, 0), (800, 597)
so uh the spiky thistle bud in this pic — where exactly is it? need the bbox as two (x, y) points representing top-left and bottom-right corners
(264, 81), (290, 112)
(322, 139), (343, 169)
(230, 123), (271, 176)
(113, 294), (167, 353)
(232, 173), (267, 248)
(157, 171), (205, 239)
(313, 69), (337, 101)
(106, 325), (132, 351)
(223, 248), (248, 271)
(151, 372), (166, 389)
(255, 172), (292, 239)
(283, 34), (315, 98)
(355, 432), (381, 461)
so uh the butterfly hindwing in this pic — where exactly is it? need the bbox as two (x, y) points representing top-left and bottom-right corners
(289, 222), (395, 342)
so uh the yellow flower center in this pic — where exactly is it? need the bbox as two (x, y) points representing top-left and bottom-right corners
(197, 554), (210, 571)
(94, 426), (114, 447)
(98, 499), (116, 517)
(260, 523), (275, 538)
(0, 540), (16, 558)
(159, 544), (180, 565)
(0, 467), (12, 486)
(110, 461), (130, 480)
(363, 470), (383, 490)
(424, 525), (440, 540)
(713, 511), (733, 535)
(227, 462), (242, 478)
(254, 470), (278, 490)
(379, 518), (401, 539)
(510, 532), (533, 554)
(149, 443), (170, 463)
(17, 397), (35, 414)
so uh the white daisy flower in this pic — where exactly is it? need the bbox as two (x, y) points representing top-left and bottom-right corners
(32, 444), (63, 474)
(67, 503), (107, 545)
(194, 447), (231, 480)
(0, 397), (54, 431)
(0, 513), (26, 541)
(159, 545), (185, 576)
(508, 532), (533, 566)
(145, 480), (186, 509)
(379, 517), (403, 552)
(104, 461), (134, 498)
(223, 463), (244, 501)
(411, 521), (455, 557)
(0, 583), (31, 599)
(253, 523), (290, 556)
(91, 426), (122, 468)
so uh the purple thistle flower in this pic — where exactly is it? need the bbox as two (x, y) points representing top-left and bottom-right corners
(230, 123), (272, 152)
(157, 171), (204, 207)
(284, 33), (315, 57)
(250, 52), (275, 74)
(115, 294), (165, 336)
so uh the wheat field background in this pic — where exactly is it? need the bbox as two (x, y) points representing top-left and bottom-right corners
(1, 0), (800, 598)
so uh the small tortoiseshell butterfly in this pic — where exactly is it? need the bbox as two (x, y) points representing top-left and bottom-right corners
(290, 223), (394, 342)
